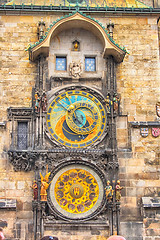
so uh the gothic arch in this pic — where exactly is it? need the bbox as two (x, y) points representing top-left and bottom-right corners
(29, 11), (126, 63)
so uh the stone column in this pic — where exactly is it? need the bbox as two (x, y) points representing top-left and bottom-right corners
(104, 55), (119, 234)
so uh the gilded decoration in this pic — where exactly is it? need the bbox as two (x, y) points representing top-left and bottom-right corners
(54, 169), (99, 214)
(49, 164), (104, 220)
(40, 168), (51, 201)
(46, 89), (106, 148)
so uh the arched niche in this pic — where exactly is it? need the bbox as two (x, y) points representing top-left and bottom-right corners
(29, 12), (126, 63)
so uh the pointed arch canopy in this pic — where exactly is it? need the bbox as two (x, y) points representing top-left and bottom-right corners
(29, 12), (126, 63)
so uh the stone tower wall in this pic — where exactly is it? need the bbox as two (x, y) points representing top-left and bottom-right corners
(0, 12), (160, 240)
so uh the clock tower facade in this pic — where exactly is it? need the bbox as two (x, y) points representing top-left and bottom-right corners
(1, 1), (160, 240)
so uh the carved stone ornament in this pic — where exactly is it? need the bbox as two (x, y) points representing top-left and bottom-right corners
(152, 128), (160, 137)
(69, 61), (82, 79)
(7, 148), (115, 172)
(140, 128), (148, 138)
(7, 107), (33, 120)
(8, 151), (37, 171)
(107, 161), (119, 170)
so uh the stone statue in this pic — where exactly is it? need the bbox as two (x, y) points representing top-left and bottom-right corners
(73, 40), (79, 51)
(31, 180), (38, 200)
(115, 180), (123, 201)
(105, 95), (112, 113)
(113, 93), (120, 113)
(40, 168), (51, 201)
(105, 180), (113, 202)
(35, 91), (41, 113)
(69, 61), (82, 79)
(41, 92), (47, 112)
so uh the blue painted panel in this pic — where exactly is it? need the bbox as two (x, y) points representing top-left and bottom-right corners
(56, 57), (66, 71)
(85, 57), (96, 71)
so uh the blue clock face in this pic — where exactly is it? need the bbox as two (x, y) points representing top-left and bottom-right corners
(46, 89), (106, 148)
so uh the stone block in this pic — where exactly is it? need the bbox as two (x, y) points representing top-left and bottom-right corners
(16, 211), (33, 219)
(120, 221), (143, 238)
(17, 181), (25, 190)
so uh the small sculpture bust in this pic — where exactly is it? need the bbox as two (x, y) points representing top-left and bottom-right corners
(115, 180), (123, 202)
(69, 61), (82, 79)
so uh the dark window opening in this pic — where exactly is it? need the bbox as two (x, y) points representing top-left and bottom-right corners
(17, 122), (28, 150)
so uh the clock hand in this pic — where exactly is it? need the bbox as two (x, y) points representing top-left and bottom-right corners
(73, 112), (81, 124)
(74, 111), (84, 125)
(66, 93), (72, 105)
(58, 102), (68, 111)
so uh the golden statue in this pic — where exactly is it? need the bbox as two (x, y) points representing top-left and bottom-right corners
(115, 180), (123, 202)
(40, 166), (51, 201)
(73, 40), (79, 51)
(105, 180), (114, 202)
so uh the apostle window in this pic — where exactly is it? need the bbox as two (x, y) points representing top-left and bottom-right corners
(56, 56), (67, 71)
(85, 57), (96, 72)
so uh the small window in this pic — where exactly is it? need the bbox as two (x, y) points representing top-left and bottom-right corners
(56, 56), (67, 71)
(85, 57), (96, 72)
(17, 122), (28, 150)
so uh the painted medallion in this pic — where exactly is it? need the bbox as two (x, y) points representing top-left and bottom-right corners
(54, 169), (99, 214)
(49, 164), (104, 220)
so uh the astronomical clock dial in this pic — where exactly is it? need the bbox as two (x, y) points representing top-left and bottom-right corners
(49, 164), (104, 220)
(46, 89), (106, 148)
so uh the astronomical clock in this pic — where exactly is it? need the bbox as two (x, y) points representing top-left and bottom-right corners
(46, 87), (107, 148)
(45, 85), (109, 222)
(7, 11), (122, 237)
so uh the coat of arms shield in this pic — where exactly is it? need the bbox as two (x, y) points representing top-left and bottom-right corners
(152, 128), (160, 137)
(140, 128), (148, 138)
(156, 102), (160, 117)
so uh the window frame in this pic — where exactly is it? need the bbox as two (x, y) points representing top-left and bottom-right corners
(17, 121), (28, 150)
(84, 56), (96, 72)
(55, 55), (67, 71)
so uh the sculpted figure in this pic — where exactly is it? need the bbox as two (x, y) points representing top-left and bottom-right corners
(105, 180), (113, 202)
(115, 180), (123, 202)
(35, 91), (41, 113)
(31, 180), (38, 200)
(40, 170), (51, 201)
(113, 93), (120, 113)
(105, 95), (112, 113)
(69, 61), (82, 79)
(41, 92), (47, 112)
